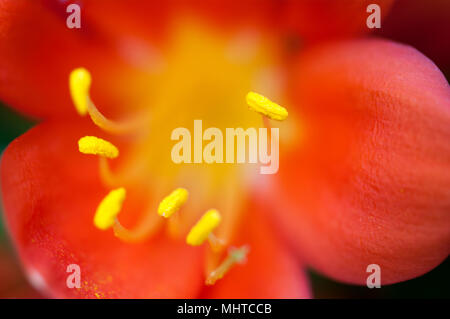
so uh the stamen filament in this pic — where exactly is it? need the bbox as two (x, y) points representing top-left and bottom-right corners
(113, 213), (163, 243)
(99, 157), (119, 186)
(262, 115), (272, 130)
(215, 177), (244, 250)
(207, 233), (225, 252)
(186, 209), (221, 246)
(246, 91), (288, 121)
(99, 156), (148, 188)
(112, 189), (168, 243)
(78, 136), (119, 159)
(205, 246), (250, 285)
(87, 99), (146, 135)
(167, 212), (183, 238)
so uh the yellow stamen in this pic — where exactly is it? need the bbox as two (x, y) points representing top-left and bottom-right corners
(112, 189), (168, 243)
(246, 91), (288, 121)
(78, 136), (119, 159)
(94, 188), (126, 230)
(69, 68), (146, 135)
(157, 188), (189, 218)
(186, 209), (221, 246)
(70, 68), (91, 116)
(205, 246), (249, 285)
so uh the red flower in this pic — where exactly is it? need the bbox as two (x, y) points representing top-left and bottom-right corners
(0, 0), (449, 298)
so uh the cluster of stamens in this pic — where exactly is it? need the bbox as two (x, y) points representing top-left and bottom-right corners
(70, 67), (288, 285)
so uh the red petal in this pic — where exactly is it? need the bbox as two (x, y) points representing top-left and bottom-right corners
(0, 0), (163, 120)
(279, 0), (395, 44)
(202, 203), (311, 299)
(0, 120), (203, 298)
(267, 39), (450, 285)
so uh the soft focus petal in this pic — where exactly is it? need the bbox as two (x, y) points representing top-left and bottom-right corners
(0, 0), (283, 120)
(0, 0), (161, 119)
(202, 203), (310, 298)
(266, 39), (450, 285)
(0, 120), (203, 298)
(169, 0), (278, 33)
(279, 0), (394, 44)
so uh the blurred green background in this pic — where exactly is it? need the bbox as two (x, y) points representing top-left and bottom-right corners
(0, 101), (447, 298)
(0, 102), (37, 298)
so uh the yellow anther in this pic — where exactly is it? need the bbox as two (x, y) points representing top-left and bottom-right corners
(94, 188), (126, 230)
(69, 68), (147, 135)
(246, 91), (288, 121)
(186, 209), (221, 246)
(157, 188), (189, 218)
(69, 67), (91, 116)
(206, 246), (250, 285)
(78, 136), (119, 159)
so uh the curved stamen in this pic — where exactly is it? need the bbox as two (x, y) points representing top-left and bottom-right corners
(113, 212), (163, 244)
(112, 188), (189, 243)
(69, 67), (147, 135)
(87, 98), (147, 135)
(90, 186), (164, 243)
(98, 155), (152, 188)
(205, 245), (250, 285)
(99, 157), (119, 187)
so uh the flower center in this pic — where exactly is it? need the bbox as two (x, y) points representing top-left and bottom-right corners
(70, 21), (288, 285)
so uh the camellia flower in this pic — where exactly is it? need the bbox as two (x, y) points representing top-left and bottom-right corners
(0, 0), (449, 298)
